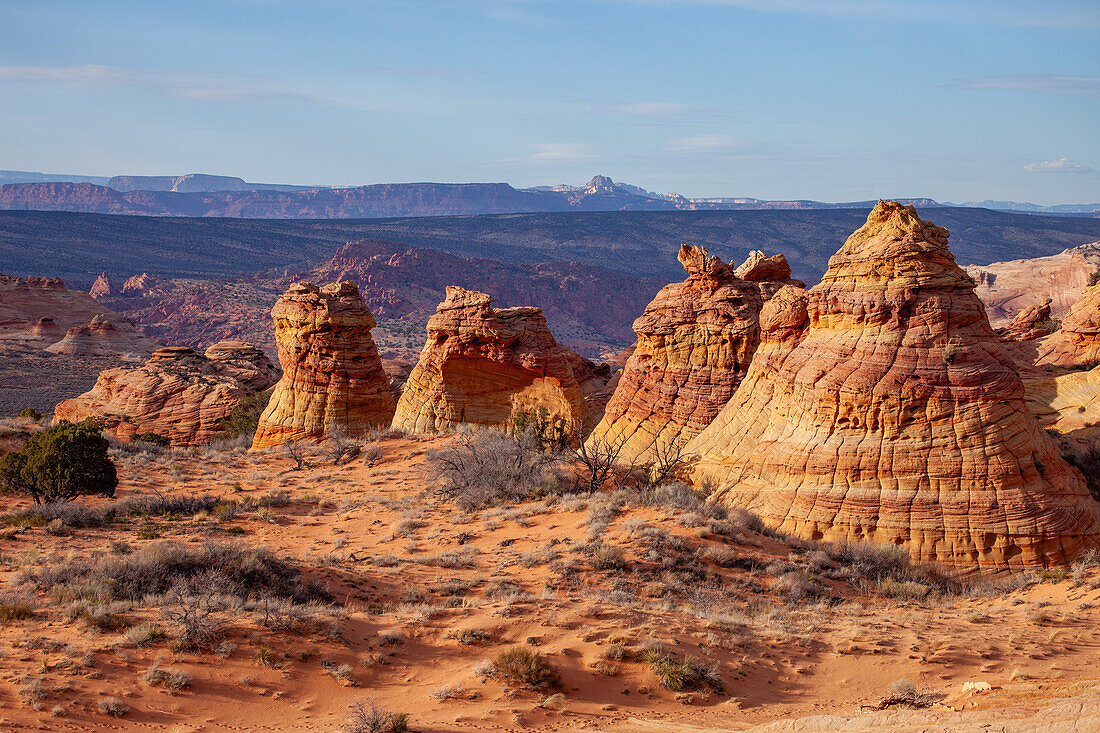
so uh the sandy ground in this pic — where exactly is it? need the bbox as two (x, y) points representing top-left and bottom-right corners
(0, 435), (1098, 732)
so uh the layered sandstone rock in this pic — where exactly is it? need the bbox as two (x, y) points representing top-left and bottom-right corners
(1035, 284), (1100, 367)
(251, 281), (395, 449)
(688, 201), (1100, 569)
(89, 272), (118, 299)
(1000, 298), (1052, 341)
(122, 272), (165, 295)
(966, 242), (1100, 326)
(0, 272), (157, 355)
(54, 342), (278, 445)
(392, 287), (610, 434)
(584, 245), (802, 465)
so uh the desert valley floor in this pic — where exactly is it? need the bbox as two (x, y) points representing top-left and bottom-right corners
(0, 434), (1098, 732)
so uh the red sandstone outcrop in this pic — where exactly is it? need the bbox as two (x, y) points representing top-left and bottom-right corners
(584, 245), (802, 465)
(0, 272), (156, 356)
(392, 287), (611, 434)
(54, 342), (278, 445)
(1035, 284), (1100, 368)
(122, 272), (165, 295)
(89, 272), (119, 299)
(966, 242), (1100, 326)
(688, 201), (1100, 569)
(1000, 298), (1053, 341)
(251, 281), (395, 449)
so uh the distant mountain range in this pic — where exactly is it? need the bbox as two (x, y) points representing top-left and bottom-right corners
(1, 170), (1095, 218)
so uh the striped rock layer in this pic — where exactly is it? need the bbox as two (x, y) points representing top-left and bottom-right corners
(1035, 284), (1100, 368)
(54, 342), (278, 446)
(585, 245), (801, 466)
(392, 287), (609, 434)
(251, 281), (395, 449)
(688, 201), (1100, 569)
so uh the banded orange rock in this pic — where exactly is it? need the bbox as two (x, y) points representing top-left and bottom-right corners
(688, 201), (1100, 569)
(584, 244), (801, 466)
(391, 286), (610, 434)
(251, 281), (396, 449)
(1035, 283), (1100, 368)
(54, 341), (278, 445)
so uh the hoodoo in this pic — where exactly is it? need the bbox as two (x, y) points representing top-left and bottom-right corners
(688, 201), (1100, 569)
(584, 244), (801, 466)
(54, 341), (279, 445)
(391, 286), (610, 434)
(251, 281), (396, 449)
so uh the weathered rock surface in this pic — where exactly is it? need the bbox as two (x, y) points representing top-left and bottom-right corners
(45, 314), (158, 358)
(584, 245), (802, 466)
(251, 281), (395, 449)
(999, 298), (1053, 342)
(688, 201), (1100, 569)
(89, 272), (118, 299)
(392, 287), (611, 434)
(967, 242), (1100, 326)
(121, 272), (165, 295)
(1035, 284), (1100, 367)
(54, 341), (278, 445)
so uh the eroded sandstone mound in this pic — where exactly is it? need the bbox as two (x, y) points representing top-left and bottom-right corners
(688, 201), (1100, 569)
(392, 287), (610, 434)
(45, 314), (158, 358)
(584, 245), (801, 465)
(54, 341), (278, 445)
(1035, 284), (1100, 367)
(251, 281), (395, 449)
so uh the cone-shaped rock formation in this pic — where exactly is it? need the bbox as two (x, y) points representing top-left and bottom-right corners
(688, 201), (1100, 569)
(54, 342), (279, 445)
(584, 245), (801, 465)
(1035, 284), (1100, 367)
(251, 281), (396, 449)
(392, 287), (610, 434)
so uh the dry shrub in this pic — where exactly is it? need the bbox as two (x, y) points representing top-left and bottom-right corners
(642, 647), (723, 693)
(344, 699), (409, 733)
(491, 648), (562, 691)
(429, 430), (557, 510)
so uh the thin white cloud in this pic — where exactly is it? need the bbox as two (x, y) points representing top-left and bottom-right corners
(666, 134), (740, 153)
(1023, 157), (1097, 174)
(496, 143), (596, 165)
(951, 75), (1100, 98)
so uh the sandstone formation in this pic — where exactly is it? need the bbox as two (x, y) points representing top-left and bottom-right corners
(89, 272), (118, 299)
(584, 245), (802, 466)
(688, 201), (1100, 569)
(967, 242), (1100, 326)
(999, 298), (1053, 341)
(122, 272), (165, 295)
(1035, 284), (1100, 368)
(392, 287), (611, 434)
(54, 342), (279, 445)
(251, 281), (395, 449)
(0, 272), (157, 356)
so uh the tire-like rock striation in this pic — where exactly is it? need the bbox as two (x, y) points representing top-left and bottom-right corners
(392, 287), (611, 434)
(251, 281), (395, 449)
(688, 201), (1100, 569)
(584, 245), (802, 466)
(54, 341), (279, 445)
(999, 298), (1053, 342)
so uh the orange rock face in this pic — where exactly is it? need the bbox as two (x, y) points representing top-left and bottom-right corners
(392, 287), (610, 434)
(54, 342), (279, 445)
(967, 242), (1100, 326)
(1035, 284), (1100, 368)
(251, 282), (395, 449)
(688, 201), (1100, 569)
(584, 245), (801, 465)
(999, 298), (1053, 342)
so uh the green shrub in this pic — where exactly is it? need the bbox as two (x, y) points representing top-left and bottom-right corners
(17, 408), (44, 420)
(0, 420), (117, 504)
(130, 432), (171, 447)
(218, 390), (272, 438)
(642, 647), (723, 692)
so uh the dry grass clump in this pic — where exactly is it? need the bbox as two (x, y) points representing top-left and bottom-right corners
(641, 646), (723, 693)
(445, 627), (490, 645)
(591, 544), (626, 570)
(865, 678), (942, 710)
(97, 697), (129, 717)
(0, 591), (36, 623)
(344, 698), (409, 733)
(490, 648), (562, 691)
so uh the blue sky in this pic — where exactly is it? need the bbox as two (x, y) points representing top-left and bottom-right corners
(0, 0), (1097, 203)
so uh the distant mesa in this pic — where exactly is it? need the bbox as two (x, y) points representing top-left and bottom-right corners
(54, 341), (278, 446)
(251, 281), (396, 450)
(585, 244), (802, 466)
(687, 201), (1100, 569)
(391, 286), (614, 435)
